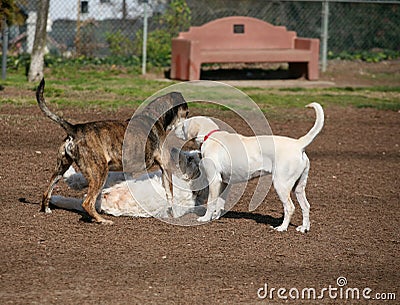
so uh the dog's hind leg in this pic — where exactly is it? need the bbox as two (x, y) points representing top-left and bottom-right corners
(41, 144), (73, 213)
(272, 180), (295, 232)
(294, 159), (311, 233)
(79, 160), (113, 224)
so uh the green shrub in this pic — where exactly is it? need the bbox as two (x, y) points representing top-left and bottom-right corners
(105, 30), (135, 57)
(1, 0), (26, 29)
(328, 49), (400, 62)
(6, 54), (141, 72)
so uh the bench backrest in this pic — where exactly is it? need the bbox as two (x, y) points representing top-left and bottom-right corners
(177, 16), (297, 50)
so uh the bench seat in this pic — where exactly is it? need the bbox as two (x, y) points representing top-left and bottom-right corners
(200, 49), (312, 63)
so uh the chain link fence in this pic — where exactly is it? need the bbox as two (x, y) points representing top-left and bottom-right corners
(189, 0), (400, 53)
(4, 0), (400, 64)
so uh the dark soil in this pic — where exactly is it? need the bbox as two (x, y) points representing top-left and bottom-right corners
(1, 61), (399, 304)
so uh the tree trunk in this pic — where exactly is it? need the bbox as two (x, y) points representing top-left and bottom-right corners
(28, 0), (50, 82)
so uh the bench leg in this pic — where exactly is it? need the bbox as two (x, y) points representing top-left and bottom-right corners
(171, 54), (189, 80)
(289, 62), (307, 79)
(188, 60), (201, 81)
(289, 62), (319, 81)
(171, 39), (201, 81)
(170, 56), (179, 79)
(307, 59), (319, 81)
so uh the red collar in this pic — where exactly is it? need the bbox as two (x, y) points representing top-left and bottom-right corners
(203, 129), (220, 142)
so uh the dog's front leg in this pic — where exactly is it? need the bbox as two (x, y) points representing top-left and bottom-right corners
(213, 183), (230, 220)
(161, 168), (174, 213)
(198, 179), (221, 222)
(41, 146), (73, 213)
(155, 152), (174, 217)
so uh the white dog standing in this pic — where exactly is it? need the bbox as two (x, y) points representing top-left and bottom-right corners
(174, 103), (324, 232)
(50, 149), (207, 219)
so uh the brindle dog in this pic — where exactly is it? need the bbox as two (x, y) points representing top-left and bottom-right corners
(36, 78), (188, 224)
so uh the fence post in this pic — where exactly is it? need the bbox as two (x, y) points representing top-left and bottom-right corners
(75, 0), (81, 56)
(321, 0), (329, 72)
(2, 18), (8, 80)
(142, 0), (148, 75)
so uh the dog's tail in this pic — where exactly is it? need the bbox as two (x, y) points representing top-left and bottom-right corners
(298, 102), (324, 149)
(36, 78), (75, 135)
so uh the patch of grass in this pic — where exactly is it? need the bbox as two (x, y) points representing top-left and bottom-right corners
(189, 102), (230, 111)
(45, 87), (65, 97)
(356, 102), (399, 111)
(248, 93), (311, 108)
(324, 86), (400, 93)
(246, 86), (400, 111)
(278, 87), (307, 92)
(2, 65), (399, 111)
(0, 98), (36, 107)
(2, 73), (30, 89)
(0, 98), (16, 104)
(368, 86), (400, 93)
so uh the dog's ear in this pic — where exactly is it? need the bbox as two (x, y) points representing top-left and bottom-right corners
(186, 120), (201, 141)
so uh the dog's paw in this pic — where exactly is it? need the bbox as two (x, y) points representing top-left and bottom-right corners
(296, 225), (310, 233)
(197, 215), (212, 222)
(166, 206), (175, 218)
(212, 209), (224, 220)
(172, 207), (191, 218)
(97, 219), (114, 225)
(41, 207), (52, 214)
(272, 225), (288, 232)
(157, 209), (170, 219)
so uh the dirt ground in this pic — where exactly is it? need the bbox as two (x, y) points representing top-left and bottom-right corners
(1, 62), (399, 304)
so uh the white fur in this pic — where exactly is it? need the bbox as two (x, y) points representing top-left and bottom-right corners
(174, 103), (324, 232)
(62, 166), (126, 190)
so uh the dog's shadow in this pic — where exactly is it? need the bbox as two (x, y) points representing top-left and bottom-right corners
(222, 210), (283, 227)
(19, 197), (285, 226)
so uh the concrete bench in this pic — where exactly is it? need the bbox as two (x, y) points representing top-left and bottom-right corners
(171, 16), (320, 81)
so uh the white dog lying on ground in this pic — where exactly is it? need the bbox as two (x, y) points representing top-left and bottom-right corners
(174, 103), (324, 233)
(50, 149), (207, 219)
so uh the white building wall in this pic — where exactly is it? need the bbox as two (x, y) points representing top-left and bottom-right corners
(48, 0), (161, 21)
